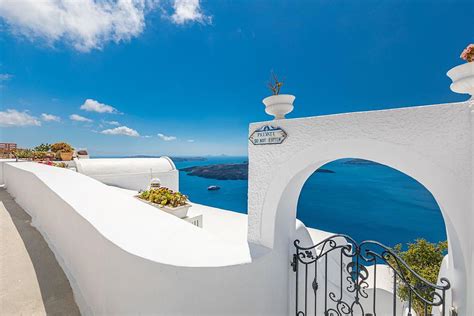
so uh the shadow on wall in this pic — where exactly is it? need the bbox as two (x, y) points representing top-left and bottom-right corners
(0, 189), (81, 315)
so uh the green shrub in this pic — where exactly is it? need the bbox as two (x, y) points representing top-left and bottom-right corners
(13, 149), (33, 159)
(34, 143), (51, 152)
(389, 239), (448, 316)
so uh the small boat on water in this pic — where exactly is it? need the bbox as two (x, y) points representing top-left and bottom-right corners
(207, 185), (220, 191)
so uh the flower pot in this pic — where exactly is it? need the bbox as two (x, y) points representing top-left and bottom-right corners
(447, 62), (474, 100)
(262, 94), (295, 120)
(136, 196), (192, 219)
(158, 204), (191, 219)
(60, 152), (73, 161)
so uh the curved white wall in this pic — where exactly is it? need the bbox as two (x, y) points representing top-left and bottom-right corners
(0, 159), (17, 185)
(4, 162), (290, 315)
(248, 101), (473, 314)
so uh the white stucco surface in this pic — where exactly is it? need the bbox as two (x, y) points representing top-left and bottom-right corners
(3, 100), (472, 315)
(5, 161), (251, 267)
(0, 159), (17, 185)
(3, 162), (291, 315)
(248, 100), (473, 314)
(107, 185), (249, 245)
(75, 157), (178, 191)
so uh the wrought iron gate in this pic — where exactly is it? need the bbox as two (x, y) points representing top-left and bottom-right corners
(291, 234), (450, 316)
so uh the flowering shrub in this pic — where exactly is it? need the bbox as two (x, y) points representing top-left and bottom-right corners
(461, 44), (474, 62)
(37, 161), (68, 168)
(139, 187), (188, 208)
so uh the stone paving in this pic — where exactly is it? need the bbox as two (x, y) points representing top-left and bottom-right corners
(0, 188), (80, 315)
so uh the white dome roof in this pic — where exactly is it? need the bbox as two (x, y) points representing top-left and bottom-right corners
(75, 157), (176, 176)
(74, 157), (178, 191)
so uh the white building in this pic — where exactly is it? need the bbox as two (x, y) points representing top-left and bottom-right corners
(1, 65), (473, 315)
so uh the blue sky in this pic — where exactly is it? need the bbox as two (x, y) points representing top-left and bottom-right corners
(0, 0), (472, 156)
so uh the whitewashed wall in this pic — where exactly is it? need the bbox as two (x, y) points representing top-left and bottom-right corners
(4, 162), (290, 315)
(248, 100), (473, 314)
(4, 100), (472, 315)
(0, 159), (17, 185)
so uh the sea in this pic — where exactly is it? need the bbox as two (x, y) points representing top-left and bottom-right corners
(174, 156), (446, 247)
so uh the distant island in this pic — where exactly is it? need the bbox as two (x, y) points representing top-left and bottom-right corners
(180, 163), (334, 180)
(181, 163), (248, 180)
(128, 155), (207, 162)
(343, 158), (379, 165)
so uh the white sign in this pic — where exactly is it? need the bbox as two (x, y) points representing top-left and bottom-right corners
(249, 125), (287, 145)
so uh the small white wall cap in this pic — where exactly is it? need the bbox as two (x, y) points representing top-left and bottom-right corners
(262, 94), (296, 107)
(262, 94), (296, 120)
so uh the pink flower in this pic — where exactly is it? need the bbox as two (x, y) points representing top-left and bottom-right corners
(461, 44), (474, 62)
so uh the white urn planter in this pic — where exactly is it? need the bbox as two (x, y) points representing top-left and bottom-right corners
(262, 94), (295, 120)
(447, 62), (474, 100)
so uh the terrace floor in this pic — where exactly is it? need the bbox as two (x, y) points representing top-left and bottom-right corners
(0, 188), (80, 315)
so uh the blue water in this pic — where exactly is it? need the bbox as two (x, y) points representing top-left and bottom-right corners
(175, 157), (446, 247)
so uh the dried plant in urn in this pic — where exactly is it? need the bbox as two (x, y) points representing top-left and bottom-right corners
(267, 71), (284, 95)
(262, 71), (295, 120)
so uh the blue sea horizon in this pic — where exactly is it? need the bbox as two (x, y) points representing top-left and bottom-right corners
(94, 155), (447, 247)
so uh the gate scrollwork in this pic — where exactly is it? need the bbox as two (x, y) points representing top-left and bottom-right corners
(292, 235), (450, 316)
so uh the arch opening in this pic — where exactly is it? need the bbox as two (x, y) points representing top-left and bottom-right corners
(296, 158), (447, 247)
(284, 158), (456, 316)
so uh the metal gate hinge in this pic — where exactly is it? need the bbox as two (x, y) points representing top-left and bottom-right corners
(291, 254), (297, 272)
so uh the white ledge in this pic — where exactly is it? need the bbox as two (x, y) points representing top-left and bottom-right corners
(5, 162), (253, 267)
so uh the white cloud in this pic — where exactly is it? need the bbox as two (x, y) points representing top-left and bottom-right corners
(0, 109), (41, 127)
(171, 0), (211, 24)
(143, 135), (152, 138)
(157, 133), (177, 141)
(70, 114), (92, 122)
(41, 113), (61, 122)
(103, 120), (120, 126)
(0, 73), (12, 81)
(80, 99), (118, 113)
(187, 139), (195, 142)
(101, 125), (140, 137)
(0, 0), (158, 52)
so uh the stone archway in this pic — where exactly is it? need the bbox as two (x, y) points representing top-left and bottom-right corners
(247, 101), (473, 314)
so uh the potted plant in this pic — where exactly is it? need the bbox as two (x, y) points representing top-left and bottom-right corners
(447, 44), (474, 100)
(137, 187), (191, 219)
(12, 149), (33, 161)
(262, 72), (295, 120)
(32, 151), (47, 161)
(51, 142), (74, 161)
